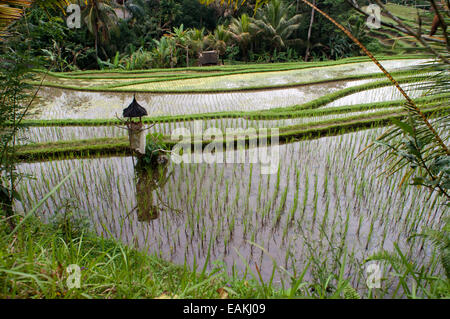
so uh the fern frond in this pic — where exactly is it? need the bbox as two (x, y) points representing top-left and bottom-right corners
(343, 284), (361, 299)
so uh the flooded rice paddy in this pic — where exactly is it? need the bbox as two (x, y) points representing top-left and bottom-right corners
(17, 126), (127, 144)
(322, 81), (428, 108)
(29, 79), (373, 120)
(19, 106), (402, 144)
(15, 128), (446, 294)
(16, 59), (447, 295)
(121, 59), (426, 91)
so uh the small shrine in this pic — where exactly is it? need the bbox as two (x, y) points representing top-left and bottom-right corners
(123, 95), (148, 155)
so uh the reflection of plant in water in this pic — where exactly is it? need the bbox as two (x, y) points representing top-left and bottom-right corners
(134, 156), (175, 222)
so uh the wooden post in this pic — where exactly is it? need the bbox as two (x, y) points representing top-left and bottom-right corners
(127, 121), (146, 155)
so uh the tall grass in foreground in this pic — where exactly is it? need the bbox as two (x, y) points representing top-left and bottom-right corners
(0, 213), (377, 298)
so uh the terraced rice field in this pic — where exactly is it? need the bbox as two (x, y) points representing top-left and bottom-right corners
(119, 59), (425, 91)
(15, 57), (449, 296)
(28, 79), (375, 120)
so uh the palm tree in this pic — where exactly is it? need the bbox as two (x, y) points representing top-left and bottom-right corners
(152, 36), (175, 68)
(169, 24), (190, 66)
(206, 25), (231, 64)
(304, 0), (315, 61)
(228, 13), (258, 61)
(254, 0), (302, 52)
(187, 27), (207, 58)
(82, 0), (119, 61)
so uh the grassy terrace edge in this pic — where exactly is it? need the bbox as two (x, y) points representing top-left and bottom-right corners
(35, 54), (428, 77)
(15, 105), (449, 162)
(20, 75), (443, 127)
(1, 217), (289, 299)
(29, 55), (431, 93)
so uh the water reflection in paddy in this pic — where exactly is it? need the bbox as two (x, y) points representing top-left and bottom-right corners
(15, 128), (445, 294)
(29, 79), (373, 120)
(123, 59), (428, 91)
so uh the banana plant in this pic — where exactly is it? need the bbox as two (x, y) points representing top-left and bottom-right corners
(169, 24), (190, 66)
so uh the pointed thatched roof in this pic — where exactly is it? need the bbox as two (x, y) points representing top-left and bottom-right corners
(123, 96), (148, 118)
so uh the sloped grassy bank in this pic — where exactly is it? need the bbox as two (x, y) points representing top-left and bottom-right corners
(15, 104), (449, 162)
(22, 74), (441, 127)
(30, 56), (430, 93)
(1, 215), (312, 298)
(36, 54), (427, 78)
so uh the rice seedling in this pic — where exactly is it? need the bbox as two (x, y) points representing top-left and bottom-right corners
(9, 56), (448, 298)
(15, 126), (444, 296)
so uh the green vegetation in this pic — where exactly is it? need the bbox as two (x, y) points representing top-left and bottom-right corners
(1, 0), (448, 301)
(0, 215), (292, 298)
(31, 55), (430, 92)
(3, 0), (418, 72)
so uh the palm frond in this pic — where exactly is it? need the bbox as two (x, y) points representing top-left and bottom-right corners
(253, 0), (303, 51)
(1, 0), (70, 38)
(0, 0), (33, 37)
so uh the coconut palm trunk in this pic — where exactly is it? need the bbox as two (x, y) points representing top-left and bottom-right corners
(82, 0), (119, 65)
(94, 24), (99, 60)
(304, 0), (315, 61)
(186, 47), (189, 67)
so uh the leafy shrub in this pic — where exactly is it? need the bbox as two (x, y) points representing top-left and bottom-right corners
(224, 45), (240, 62)
(97, 52), (126, 70)
(124, 48), (155, 70)
(138, 133), (169, 167)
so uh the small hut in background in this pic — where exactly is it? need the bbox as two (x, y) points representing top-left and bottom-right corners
(123, 96), (148, 155)
(198, 50), (219, 66)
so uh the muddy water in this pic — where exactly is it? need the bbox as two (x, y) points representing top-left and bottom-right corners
(124, 59), (428, 91)
(322, 82), (429, 108)
(28, 79), (373, 120)
(15, 128), (446, 295)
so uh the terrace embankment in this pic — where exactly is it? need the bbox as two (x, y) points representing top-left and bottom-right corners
(13, 57), (448, 296)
